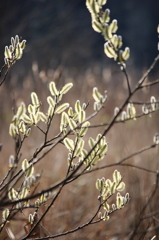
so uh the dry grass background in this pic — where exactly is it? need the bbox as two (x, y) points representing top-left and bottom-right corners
(0, 64), (159, 239)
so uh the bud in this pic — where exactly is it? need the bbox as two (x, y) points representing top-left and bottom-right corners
(2, 209), (10, 222)
(114, 107), (119, 117)
(55, 103), (69, 114)
(8, 155), (15, 168)
(113, 170), (122, 184)
(31, 92), (39, 106)
(150, 96), (157, 111)
(96, 178), (104, 191)
(25, 128), (31, 137)
(92, 87), (103, 103)
(47, 96), (55, 107)
(103, 202), (110, 211)
(142, 104), (149, 114)
(153, 134), (159, 145)
(104, 42), (117, 60)
(121, 47), (130, 61)
(63, 137), (74, 151)
(28, 214), (34, 225)
(109, 19), (118, 34)
(116, 182), (125, 192)
(92, 20), (103, 33)
(121, 111), (127, 121)
(49, 81), (58, 96)
(60, 83), (73, 95)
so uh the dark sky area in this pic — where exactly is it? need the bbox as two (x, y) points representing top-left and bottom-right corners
(0, 0), (159, 78)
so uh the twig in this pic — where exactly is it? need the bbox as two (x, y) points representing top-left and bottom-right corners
(28, 219), (102, 240)
(87, 107), (159, 129)
(1, 142), (156, 207)
(22, 183), (64, 239)
(142, 210), (159, 220)
(0, 168), (12, 189)
(130, 172), (159, 240)
(26, 205), (102, 240)
(67, 143), (157, 184)
(36, 125), (46, 135)
(136, 54), (159, 87)
(138, 78), (159, 89)
(122, 65), (131, 95)
(0, 68), (10, 86)
(0, 64), (6, 76)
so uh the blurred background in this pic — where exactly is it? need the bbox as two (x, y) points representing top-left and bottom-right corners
(0, 0), (159, 239)
(0, 0), (159, 79)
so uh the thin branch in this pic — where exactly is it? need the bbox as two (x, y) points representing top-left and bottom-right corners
(0, 48), (159, 240)
(44, 93), (62, 144)
(131, 100), (159, 105)
(27, 204), (102, 240)
(36, 125), (46, 135)
(0, 68), (10, 86)
(0, 108), (98, 201)
(142, 210), (159, 220)
(130, 172), (159, 240)
(135, 222), (159, 234)
(82, 162), (156, 177)
(0, 168), (12, 189)
(28, 219), (102, 240)
(136, 54), (159, 88)
(3, 53), (159, 204)
(15, 135), (26, 164)
(88, 107), (159, 129)
(122, 65), (131, 95)
(138, 78), (159, 89)
(46, 132), (63, 144)
(0, 64), (6, 76)
(0, 204), (14, 233)
(22, 183), (64, 239)
(1, 142), (156, 207)
(67, 143), (157, 184)
(27, 201), (123, 240)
